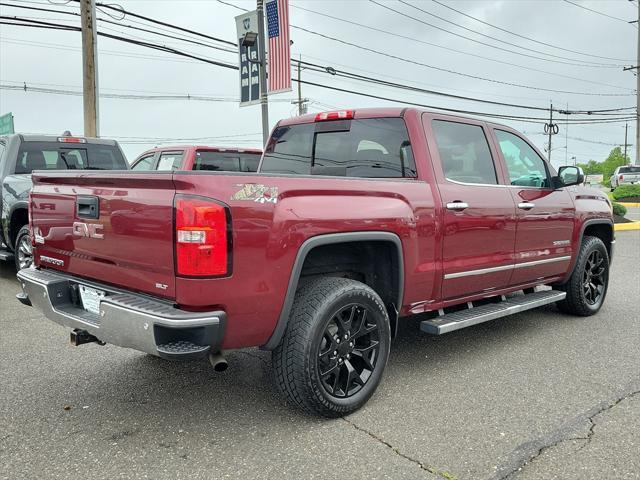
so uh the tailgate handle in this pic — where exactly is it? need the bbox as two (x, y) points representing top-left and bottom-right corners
(76, 196), (100, 219)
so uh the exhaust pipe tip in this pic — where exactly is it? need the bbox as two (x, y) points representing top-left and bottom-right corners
(208, 352), (228, 372)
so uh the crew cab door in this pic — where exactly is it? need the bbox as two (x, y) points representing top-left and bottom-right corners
(491, 129), (575, 285)
(426, 117), (517, 301)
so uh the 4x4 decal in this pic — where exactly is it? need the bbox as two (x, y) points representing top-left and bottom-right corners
(231, 184), (278, 204)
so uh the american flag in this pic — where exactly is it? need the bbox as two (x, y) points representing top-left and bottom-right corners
(266, 0), (291, 93)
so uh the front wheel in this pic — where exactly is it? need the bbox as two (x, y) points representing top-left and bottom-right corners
(556, 236), (609, 316)
(14, 226), (33, 271)
(272, 277), (391, 417)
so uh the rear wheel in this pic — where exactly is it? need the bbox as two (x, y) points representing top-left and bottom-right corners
(556, 236), (609, 316)
(272, 277), (391, 417)
(14, 226), (33, 271)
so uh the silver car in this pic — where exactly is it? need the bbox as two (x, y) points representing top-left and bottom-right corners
(610, 165), (640, 191)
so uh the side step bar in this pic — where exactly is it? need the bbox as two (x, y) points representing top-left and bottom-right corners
(420, 290), (566, 335)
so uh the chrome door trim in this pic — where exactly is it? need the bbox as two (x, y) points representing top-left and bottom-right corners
(444, 263), (514, 280)
(513, 256), (571, 269)
(444, 255), (571, 280)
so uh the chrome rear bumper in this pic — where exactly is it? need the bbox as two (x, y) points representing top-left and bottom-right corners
(16, 268), (225, 359)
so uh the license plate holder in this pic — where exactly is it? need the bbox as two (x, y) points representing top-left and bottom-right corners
(78, 285), (105, 315)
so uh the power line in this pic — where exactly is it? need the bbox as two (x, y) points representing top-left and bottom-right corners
(298, 60), (636, 114)
(4, 5), (635, 102)
(430, 0), (632, 62)
(1, 9), (635, 125)
(216, 0), (634, 94)
(289, 2), (637, 95)
(374, 0), (628, 68)
(0, 2), (238, 53)
(563, 0), (636, 24)
(290, 22), (634, 97)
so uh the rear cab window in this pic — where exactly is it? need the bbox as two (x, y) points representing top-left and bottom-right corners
(15, 141), (127, 173)
(194, 151), (261, 172)
(260, 117), (417, 178)
(619, 166), (640, 174)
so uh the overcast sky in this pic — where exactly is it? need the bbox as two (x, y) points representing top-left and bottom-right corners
(0, 0), (637, 167)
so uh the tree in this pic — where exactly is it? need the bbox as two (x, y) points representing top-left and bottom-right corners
(576, 159), (603, 175)
(601, 147), (629, 186)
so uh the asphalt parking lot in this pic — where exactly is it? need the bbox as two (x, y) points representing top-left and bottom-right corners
(1, 232), (638, 480)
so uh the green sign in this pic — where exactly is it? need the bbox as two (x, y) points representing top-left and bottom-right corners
(0, 112), (15, 135)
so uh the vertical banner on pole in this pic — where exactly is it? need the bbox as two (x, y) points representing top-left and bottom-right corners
(266, 0), (292, 94)
(235, 10), (261, 107)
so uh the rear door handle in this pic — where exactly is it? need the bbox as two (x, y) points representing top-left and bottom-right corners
(518, 202), (535, 210)
(446, 201), (469, 211)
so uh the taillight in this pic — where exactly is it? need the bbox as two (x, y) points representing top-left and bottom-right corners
(315, 110), (354, 122)
(619, 174), (624, 180)
(175, 195), (230, 277)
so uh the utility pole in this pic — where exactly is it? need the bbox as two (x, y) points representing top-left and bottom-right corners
(636, 0), (639, 165)
(548, 102), (553, 162)
(624, 122), (629, 162)
(291, 58), (309, 115)
(564, 102), (569, 166)
(544, 101), (557, 163)
(256, 0), (269, 146)
(80, 0), (99, 137)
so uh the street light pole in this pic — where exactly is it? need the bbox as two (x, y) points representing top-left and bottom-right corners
(256, 0), (269, 146)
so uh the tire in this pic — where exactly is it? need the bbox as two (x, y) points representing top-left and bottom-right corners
(556, 236), (609, 316)
(272, 277), (391, 417)
(14, 226), (33, 271)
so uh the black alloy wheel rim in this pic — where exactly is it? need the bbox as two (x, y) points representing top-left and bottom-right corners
(582, 250), (606, 305)
(316, 304), (380, 399)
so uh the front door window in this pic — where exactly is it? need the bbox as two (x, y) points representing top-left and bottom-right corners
(495, 130), (550, 188)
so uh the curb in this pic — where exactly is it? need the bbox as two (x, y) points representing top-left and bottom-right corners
(617, 202), (640, 208)
(614, 222), (640, 232)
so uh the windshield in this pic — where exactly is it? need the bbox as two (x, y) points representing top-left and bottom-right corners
(16, 141), (128, 173)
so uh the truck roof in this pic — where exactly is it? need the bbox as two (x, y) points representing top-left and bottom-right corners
(276, 107), (512, 130)
(0, 133), (119, 146)
(134, 145), (262, 159)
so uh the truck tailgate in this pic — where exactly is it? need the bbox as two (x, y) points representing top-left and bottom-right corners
(30, 172), (177, 299)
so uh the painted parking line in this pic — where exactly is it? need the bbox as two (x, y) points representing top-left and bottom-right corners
(615, 222), (640, 231)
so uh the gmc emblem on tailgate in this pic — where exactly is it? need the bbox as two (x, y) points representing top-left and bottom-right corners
(73, 222), (104, 239)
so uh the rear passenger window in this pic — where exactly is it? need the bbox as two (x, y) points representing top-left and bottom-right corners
(157, 151), (183, 171)
(132, 154), (155, 171)
(432, 120), (497, 185)
(261, 118), (417, 178)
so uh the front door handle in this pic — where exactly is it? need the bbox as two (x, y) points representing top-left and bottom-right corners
(518, 202), (535, 210)
(446, 201), (469, 211)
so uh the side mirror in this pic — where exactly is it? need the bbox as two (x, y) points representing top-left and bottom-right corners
(555, 166), (585, 188)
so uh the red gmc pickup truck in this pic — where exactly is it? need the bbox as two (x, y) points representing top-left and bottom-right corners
(17, 108), (614, 417)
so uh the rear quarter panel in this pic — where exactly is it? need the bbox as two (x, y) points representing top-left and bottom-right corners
(173, 172), (438, 349)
